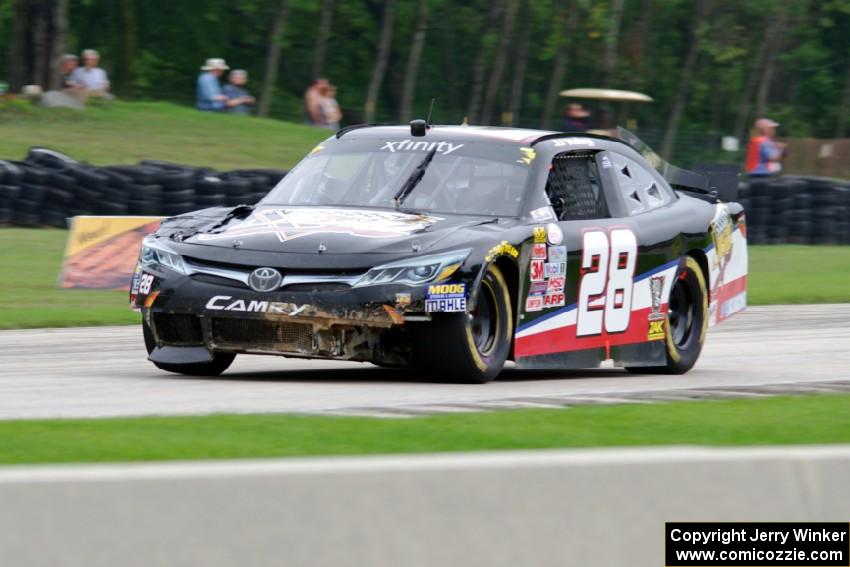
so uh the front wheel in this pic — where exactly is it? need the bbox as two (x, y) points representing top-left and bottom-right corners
(413, 265), (513, 383)
(143, 321), (235, 376)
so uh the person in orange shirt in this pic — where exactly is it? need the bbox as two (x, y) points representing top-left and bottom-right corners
(745, 118), (785, 176)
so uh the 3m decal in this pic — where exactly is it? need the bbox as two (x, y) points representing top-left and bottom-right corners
(486, 241), (520, 262)
(525, 296), (543, 312)
(425, 283), (467, 313)
(531, 243), (547, 260)
(546, 276), (565, 293)
(647, 320), (665, 341)
(380, 140), (464, 155)
(544, 262), (566, 278)
(533, 226), (547, 244)
(530, 259), (545, 282)
(576, 228), (638, 336)
(547, 245), (567, 263)
(543, 292), (565, 308)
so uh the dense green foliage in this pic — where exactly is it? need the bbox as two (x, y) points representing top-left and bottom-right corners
(1, 394), (849, 464)
(2, 0), (850, 165)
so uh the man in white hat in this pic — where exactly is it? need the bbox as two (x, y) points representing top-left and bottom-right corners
(745, 118), (785, 176)
(197, 58), (229, 111)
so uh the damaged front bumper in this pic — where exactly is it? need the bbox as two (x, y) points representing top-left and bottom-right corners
(137, 269), (433, 365)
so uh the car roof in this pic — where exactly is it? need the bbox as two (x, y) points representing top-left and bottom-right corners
(337, 124), (560, 145)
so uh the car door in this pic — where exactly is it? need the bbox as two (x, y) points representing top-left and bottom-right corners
(514, 148), (678, 370)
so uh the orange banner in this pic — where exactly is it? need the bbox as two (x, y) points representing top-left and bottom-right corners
(59, 216), (163, 289)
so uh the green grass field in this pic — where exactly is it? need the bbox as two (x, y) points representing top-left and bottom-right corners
(0, 228), (847, 329)
(1, 394), (849, 464)
(0, 100), (327, 170)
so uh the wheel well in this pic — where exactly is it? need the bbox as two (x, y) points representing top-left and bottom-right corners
(687, 249), (710, 299)
(492, 257), (519, 318)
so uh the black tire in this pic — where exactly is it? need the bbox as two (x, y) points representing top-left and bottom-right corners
(413, 265), (513, 383)
(143, 321), (235, 376)
(628, 256), (708, 374)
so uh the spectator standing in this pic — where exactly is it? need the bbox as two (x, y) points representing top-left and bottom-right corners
(70, 49), (111, 95)
(745, 118), (785, 176)
(304, 78), (330, 126)
(319, 84), (342, 130)
(222, 69), (255, 115)
(197, 58), (229, 112)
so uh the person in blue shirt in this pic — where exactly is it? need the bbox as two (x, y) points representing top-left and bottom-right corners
(197, 58), (229, 111)
(222, 69), (255, 115)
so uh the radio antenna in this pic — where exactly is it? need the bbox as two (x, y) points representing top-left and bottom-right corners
(426, 98), (435, 127)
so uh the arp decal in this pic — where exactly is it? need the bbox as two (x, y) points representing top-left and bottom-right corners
(196, 208), (443, 243)
(425, 283), (467, 313)
(543, 293), (565, 308)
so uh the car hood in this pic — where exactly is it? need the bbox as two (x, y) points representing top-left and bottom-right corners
(178, 205), (509, 257)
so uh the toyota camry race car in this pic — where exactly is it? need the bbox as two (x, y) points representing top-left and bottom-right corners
(131, 123), (747, 382)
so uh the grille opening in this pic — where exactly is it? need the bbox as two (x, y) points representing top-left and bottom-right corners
(211, 318), (314, 352)
(152, 313), (203, 345)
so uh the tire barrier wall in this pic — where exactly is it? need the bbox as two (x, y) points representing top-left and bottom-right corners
(738, 175), (850, 245)
(0, 446), (848, 567)
(0, 147), (288, 228)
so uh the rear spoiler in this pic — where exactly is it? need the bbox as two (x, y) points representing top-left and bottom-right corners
(616, 128), (740, 203)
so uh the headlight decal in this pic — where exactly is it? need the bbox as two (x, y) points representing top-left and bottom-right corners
(139, 238), (188, 275)
(353, 249), (471, 288)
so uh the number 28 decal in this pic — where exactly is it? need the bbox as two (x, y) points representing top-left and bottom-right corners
(576, 228), (637, 336)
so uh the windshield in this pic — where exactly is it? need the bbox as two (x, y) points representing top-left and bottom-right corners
(263, 139), (531, 217)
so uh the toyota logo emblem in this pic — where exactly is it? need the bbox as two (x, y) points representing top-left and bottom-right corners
(248, 267), (283, 292)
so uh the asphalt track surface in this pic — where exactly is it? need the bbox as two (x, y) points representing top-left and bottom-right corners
(1, 304), (849, 420)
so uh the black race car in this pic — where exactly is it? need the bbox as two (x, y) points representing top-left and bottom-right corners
(131, 124), (748, 382)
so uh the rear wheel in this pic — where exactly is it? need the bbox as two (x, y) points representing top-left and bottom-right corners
(627, 256), (708, 374)
(413, 265), (513, 383)
(143, 320), (235, 376)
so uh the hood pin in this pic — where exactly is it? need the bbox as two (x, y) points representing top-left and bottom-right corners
(318, 242), (327, 253)
(232, 240), (242, 249)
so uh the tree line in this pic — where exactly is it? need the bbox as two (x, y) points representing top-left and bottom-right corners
(2, 0), (850, 162)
